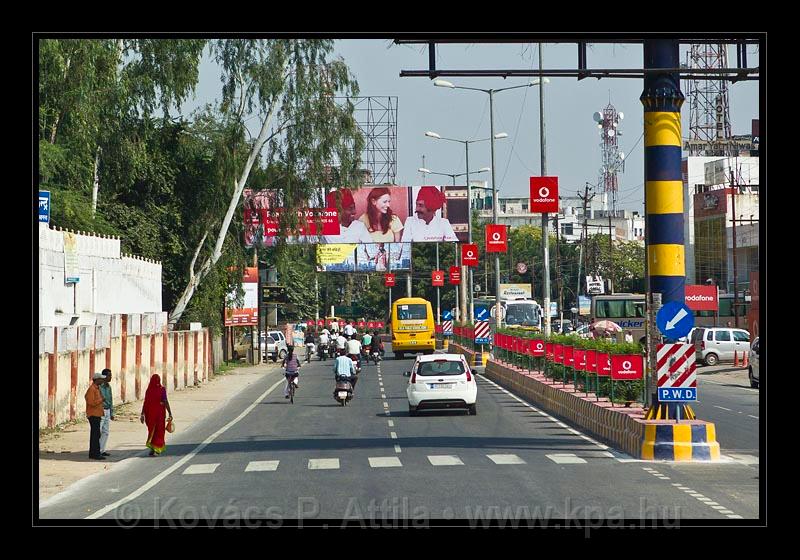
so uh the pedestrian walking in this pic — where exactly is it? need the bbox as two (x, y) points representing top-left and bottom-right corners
(99, 368), (115, 457)
(85, 372), (106, 460)
(140, 374), (173, 457)
(624, 330), (634, 344)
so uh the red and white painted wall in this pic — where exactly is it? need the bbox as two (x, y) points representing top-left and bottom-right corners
(38, 313), (213, 429)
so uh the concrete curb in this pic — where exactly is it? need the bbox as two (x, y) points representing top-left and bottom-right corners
(449, 343), (720, 461)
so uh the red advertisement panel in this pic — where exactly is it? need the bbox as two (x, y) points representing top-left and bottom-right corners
(563, 345), (574, 367)
(574, 349), (586, 371)
(224, 266), (259, 327)
(449, 266), (461, 285)
(462, 244), (479, 266)
(586, 350), (597, 372)
(546, 342), (554, 360)
(317, 319), (325, 327)
(357, 320), (366, 328)
(432, 270), (445, 287)
(385, 273), (396, 287)
(611, 354), (644, 381)
(597, 353), (611, 377)
(368, 321), (376, 329)
(685, 285), (718, 311)
(554, 344), (564, 364)
(261, 208), (341, 237)
(376, 321), (385, 329)
(486, 224), (508, 253)
(529, 176), (559, 213)
(530, 339), (545, 357)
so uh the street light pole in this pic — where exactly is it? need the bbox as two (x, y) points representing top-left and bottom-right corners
(539, 44), (551, 337)
(466, 141), (475, 323)
(489, 90), (502, 333)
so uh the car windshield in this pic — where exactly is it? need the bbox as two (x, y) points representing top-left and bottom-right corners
(505, 304), (540, 326)
(417, 360), (466, 376)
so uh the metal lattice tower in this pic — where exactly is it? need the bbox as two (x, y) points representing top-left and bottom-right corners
(685, 44), (734, 156)
(594, 102), (625, 211)
(337, 96), (398, 185)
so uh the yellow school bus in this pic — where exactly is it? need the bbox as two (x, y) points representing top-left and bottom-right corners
(391, 297), (435, 359)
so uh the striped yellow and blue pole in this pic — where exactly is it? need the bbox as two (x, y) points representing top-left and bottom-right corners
(641, 40), (694, 420)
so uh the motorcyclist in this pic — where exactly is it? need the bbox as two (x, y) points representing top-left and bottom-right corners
(304, 331), (315, 362)
(318, 329), (330, 359)
(336, 333), (347, 356)
(333, 353), (357, 391)
(346, 335), (362, 369)
(369, 331), (382, 359)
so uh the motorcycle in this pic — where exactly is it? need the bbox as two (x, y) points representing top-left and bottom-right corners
(333, 374), (354, 406)
(317, 340), (328, 361)
(370, 348), (381, 365)
(349, 353), (362, 375)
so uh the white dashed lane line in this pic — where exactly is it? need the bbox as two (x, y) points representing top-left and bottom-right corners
(648, 468), (742, 519)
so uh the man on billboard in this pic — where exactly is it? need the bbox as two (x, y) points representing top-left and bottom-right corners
(323, 190), (374, 243)
(401, 186), (458, 242)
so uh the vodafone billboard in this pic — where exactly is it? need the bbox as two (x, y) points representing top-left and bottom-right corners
(485, 224), (508, 253)
(529, 177), (559, 213)
(462, 244), (479, 266)
(685, 285), (718, 311)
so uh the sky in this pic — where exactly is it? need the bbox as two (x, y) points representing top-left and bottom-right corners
(183, 39), (760, 213)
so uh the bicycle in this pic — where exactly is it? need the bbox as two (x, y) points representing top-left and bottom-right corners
(286, 373), (298, 404)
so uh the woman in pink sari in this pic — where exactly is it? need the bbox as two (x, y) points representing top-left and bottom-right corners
(140, 374), (173, 456)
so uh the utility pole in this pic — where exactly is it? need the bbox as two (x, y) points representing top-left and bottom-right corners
(730, 165), (739, 327)
(608, 196), (614, 294)
(577, 183), (595, 306)
(555, 208), (562, 327)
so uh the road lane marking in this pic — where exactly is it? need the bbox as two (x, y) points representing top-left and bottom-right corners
(714, 406), (732, 411)
(394, 445), (402, 453)
(182, 463), (220, 475)
(308, 458), (340, 470)
(388, 420), (394, 427)
(245, 461), (280, 472)
(390, 432), (398, 439)
(85, 375), (287, 519)
(428, 455), (464, 466)
(369, 457), (402, 468)
(487, 454), (526, 465)
(747, 415), (759, 419)
(546, 454), (587, 464)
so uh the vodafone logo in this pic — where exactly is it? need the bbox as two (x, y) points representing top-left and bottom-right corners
(492, 232), (501, 241)
(686, 295), (715, 302)
(467, 250), (474, 257)
(539, 187), (550, 198)
(536, 343), (543, 350)
(622, 360), (632, 371)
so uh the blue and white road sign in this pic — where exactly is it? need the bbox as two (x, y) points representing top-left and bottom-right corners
(656, 301), (695, 339)
(442, 310), (452, 321)
(475, 306), (490, 321)
(658, 387), (697, 402)
(39, 191), (50, 223)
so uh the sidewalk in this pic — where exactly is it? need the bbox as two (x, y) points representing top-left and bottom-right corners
(38, 360), (280, 502)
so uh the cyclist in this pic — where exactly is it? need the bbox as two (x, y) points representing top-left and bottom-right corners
(304, 331), (315, 363)
(281, 347), (301, 399)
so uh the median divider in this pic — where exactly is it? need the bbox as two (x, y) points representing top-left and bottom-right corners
(449, 341), (720, 462)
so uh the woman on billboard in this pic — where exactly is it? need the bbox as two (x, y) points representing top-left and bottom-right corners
(359, 187), (404, 242)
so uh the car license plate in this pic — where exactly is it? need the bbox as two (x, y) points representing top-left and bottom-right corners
(430, 383), (455, 390)
(338, 391), (349, 398)
(409, 341), (417, 344)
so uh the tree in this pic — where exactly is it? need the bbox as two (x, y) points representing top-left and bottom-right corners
(169, 39), (364, 325)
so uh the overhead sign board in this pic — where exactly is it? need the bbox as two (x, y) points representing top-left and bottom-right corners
(485, 225), (508, 253)
(462, 244), (479, 266)
(529, 176), (559, 213)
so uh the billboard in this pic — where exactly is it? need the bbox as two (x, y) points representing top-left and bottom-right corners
(685, 285), (718, 311)
(529, 177), (559, 213)
(316, 243), (411, 272)
(243, 186), (469, 246)
(225, 267), (259, 326)
(499, 283), (532, 300)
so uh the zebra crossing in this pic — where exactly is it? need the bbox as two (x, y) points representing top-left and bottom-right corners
(180, 451), (617, 475)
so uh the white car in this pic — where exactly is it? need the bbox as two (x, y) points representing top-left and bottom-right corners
(749, 337), (760, 388)
(406, 353), (478, 416)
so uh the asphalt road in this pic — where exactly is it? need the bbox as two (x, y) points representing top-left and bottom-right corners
(39, 346), (759, 524)
(693, 364), (760, 459)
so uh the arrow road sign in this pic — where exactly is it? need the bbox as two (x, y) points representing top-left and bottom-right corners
(475, 306), (489, 321)
(656, 301), (695, 339)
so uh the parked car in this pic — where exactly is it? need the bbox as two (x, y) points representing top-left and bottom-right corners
(406, 353), (477, 416)
(691, 327), (751, 366)
(233, 333), (259, 361)
(749, 337), (760, 388)
(267, 331), (288, 361)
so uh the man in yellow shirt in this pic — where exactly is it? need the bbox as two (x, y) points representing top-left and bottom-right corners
(85, 372), (107, 460)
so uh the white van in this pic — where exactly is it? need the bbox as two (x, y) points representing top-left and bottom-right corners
(691, 327), (751, 366)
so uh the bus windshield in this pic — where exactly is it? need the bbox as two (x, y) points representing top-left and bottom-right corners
(505, 304), (540, 326)
(595, 299), (645, 319)
(396, 304), (428, 321)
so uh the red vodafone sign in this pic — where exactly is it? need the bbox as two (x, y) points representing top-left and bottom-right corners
(384, 273), (396, 287)
(485, 224), (508, 253)
(449, 266), (461, 285)
(529, 177), (559, 213)
(462, 244), (479, 266)
(376, 321), (384, 329)
(611, 355), (644, 381)
(685, 285), (718, 311)
(432, 270), (445, 287)
(317, 319), (325, 327)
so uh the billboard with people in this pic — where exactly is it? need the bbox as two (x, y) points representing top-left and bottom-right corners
(243, 186), (469, 247)
(316, 243), (412, 272)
